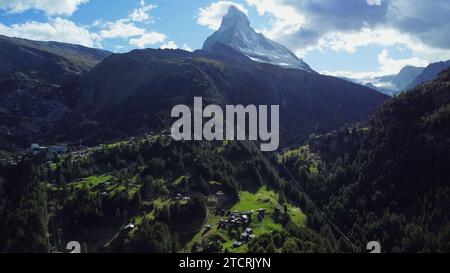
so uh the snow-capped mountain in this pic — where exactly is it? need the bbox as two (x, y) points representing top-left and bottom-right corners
(202, 6), (314, 72)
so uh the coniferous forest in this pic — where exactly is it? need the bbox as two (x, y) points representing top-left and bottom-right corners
(1, 68), (449, 253)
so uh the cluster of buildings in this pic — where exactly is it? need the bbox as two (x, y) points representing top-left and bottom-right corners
(174, 193), (191, 201)
(219, 209), (267, 248)
(1, 143), (70, 165)
(29, 143), (68, 159)
(218, 211), (253, 230)
(216, 208), (267, 231)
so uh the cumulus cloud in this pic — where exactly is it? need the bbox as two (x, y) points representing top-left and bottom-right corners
(377, 49), (428, 75)
(322, 49), (429, 81)
(0, 0), (89, 16)
(182, 43), (193, 52)
(0, 17), (98, 47)
(88, 2), (169, 50)
(129, 0), (157, 23)
(242, 0), (450, 76)
(246, 0), (450, 55)
(0, 1), (171, 51)
(387, 0), (450, 49)
(160, 40), (177, 49)
(129, 32), (167, 48)
(197, 1), (248, 30)
(246, 0), (387, 50)
(97, 20), (145, 39)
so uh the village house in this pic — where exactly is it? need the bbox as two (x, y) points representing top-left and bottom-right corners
(174, 193), (191, 201)
(218, 211), (253, 230)
(232, 241), (243, 248)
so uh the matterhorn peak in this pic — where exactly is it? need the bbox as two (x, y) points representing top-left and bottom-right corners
(220, 5), (251, 31)
(203, 5), (314, 72)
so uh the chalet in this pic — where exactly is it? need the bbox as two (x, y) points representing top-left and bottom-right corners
(241, 232), (250, 241)
(174, 193), (191, 201)
(232, 241), (243, 248)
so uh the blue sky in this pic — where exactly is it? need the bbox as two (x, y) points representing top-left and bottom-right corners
(1, 0), (450, 81)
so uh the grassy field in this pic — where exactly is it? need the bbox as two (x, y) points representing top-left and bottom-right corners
(185, 186), (306, 253)
(278, 145), (321, 175)
(74, 174), (114, 189)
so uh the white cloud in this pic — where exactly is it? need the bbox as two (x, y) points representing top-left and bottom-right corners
(160, 40), (177, 49)
(182, 43), (193, 52)
(0, 17), (99, 47)
(89, 2), (167, 50)
(247, 0), (450, 59)
(247, 0), (305, 38)
(322, 49), (429, 81)
(97, 20), (145, 39)
(197, 1), (248, 30)
(129, 32), (167, 48)
(129, 0), (157, 23)
(0, 1), (172, 51)
(310, 27), (450, 68)
(316, 28), (408, 54)
(243, 0), (450, 77)
(0, 0), (89, 16)
(377, 49), (428, 75)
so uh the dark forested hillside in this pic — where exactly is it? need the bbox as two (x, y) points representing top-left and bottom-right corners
(0, 35), (387, 151)
(69, 44), (388, 146)
(281, 68), (450, 252)
(0, 136), (337, 253)
(0, 35), (111, 150)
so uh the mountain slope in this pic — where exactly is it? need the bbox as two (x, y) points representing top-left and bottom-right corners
(0, 35), (111, 84)
(0, 35), (111, 150)
(202, 6), (313, 72)
(283, 68), (450, 252)
(71, 45), (388, 146)
(376, 65), (424, 93)
(407, 60), (450, 90)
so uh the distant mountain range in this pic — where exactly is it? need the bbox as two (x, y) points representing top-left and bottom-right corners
(0, 8), (388, 151)
(356, 60), (450, 96)
(377, 65), (425, 92)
